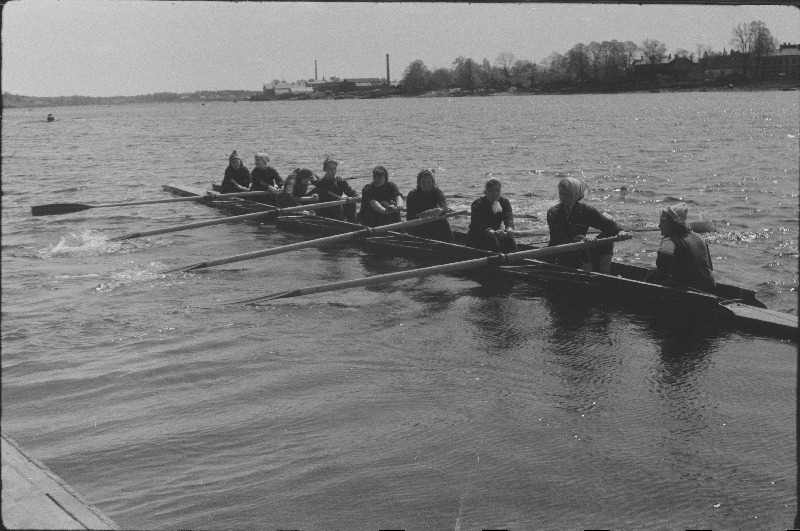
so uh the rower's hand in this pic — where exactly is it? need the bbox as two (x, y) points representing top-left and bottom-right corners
(618, 231), (632, 240)
(505, 228), (514, 236)
(583, 234), (597, 243)
(310, 194), (319, 202)
(345, 196), (358, 204)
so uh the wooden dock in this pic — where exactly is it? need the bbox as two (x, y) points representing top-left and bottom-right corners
(2, 434), (118, 530)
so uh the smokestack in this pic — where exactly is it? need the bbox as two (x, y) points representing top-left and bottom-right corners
(386, 54), (390, 86)
(315, 60), (318, 81)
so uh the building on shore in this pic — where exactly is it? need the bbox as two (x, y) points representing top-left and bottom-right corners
(758, 43), (800, 81)
(261, 80), (314, 99)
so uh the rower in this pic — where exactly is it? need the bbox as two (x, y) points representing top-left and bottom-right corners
(307, 156), (359, 222)
(467, 178), (518, 253)
(219, 150), (251, 194)
(250, 152), (283, 206)
(357, 165), (404, 227)
(650, 203), (715, 293)
(405, 168), (453, 243)
(277, 168), (317, 208)
(546, 177), (628, 273)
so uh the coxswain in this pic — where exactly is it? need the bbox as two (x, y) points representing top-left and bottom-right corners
(405, 168), (453, 243)
(307, 156), (359, 222)
(546, 177), (628, 273)
(47, 113), (55, 122)
(650, 203), (715, 293)
(250, 152), (283, 205)
(357, 165), (404, 227)
(219, 150), (251, 194)
(467, 178), (518, 253)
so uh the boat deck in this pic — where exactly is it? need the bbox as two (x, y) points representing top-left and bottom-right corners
(1, 434), (118, 530)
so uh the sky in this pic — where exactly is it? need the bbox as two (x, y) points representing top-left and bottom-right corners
(2, 1), (799, 97)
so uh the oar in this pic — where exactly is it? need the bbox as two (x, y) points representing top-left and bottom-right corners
(110, 200), (348, 241)
(231, 235), (630, 305)
(160, 210), (467, 274)
(514, 220), (716, 238)
(31, 190), (278, 216)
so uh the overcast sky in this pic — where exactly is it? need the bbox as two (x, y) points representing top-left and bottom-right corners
(3, 1), (798, 97)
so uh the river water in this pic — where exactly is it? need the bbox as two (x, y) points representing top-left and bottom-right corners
(1, 93), (797, 530)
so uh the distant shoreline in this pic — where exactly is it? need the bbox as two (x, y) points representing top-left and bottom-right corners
(4, 81), (797, 108)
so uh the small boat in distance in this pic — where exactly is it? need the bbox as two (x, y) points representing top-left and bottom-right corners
(46, 114), (54, 122)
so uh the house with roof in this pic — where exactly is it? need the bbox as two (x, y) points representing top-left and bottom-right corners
(262, 80), (314, 99)
(758, 43), (800, 81)
(337, 78), (386, 92)
(701, 52), (744, 80)
(632, 55), (700, 83)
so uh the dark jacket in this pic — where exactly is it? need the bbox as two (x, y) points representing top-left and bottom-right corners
(406, 188), (447, 220)
(250, 166), (283, 205)
(405, 188), (453, 243)
(657, 231), (715, 293)
(251, 166), (283, 191)
(468, 196), (514, 236)
(219, 165), (251, 194)
(358, 181), (403, 227)
(308, 177), (359, 221)
(546, 202), (622, 267)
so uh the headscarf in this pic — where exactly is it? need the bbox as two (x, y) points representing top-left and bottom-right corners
(558, 177), (588, 208)
(662, 203), (689, 227)
(254, 152), (270, 165)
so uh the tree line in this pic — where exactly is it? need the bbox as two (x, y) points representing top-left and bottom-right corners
(400, 20), (782, 93)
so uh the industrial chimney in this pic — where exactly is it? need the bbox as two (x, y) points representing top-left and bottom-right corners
(315, 60), (318, 81)
(386, 54), (390, 86)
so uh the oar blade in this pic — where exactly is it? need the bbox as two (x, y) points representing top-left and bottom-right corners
(31, 203), (92, 216)
(228, 290), (298, 305)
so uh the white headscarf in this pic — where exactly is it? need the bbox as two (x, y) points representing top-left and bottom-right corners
(558, 177), (588, 214)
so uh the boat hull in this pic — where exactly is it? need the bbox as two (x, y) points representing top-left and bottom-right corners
(161, 184), (797, 340)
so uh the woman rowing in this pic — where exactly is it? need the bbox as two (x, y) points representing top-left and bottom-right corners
(405, 168), (453, 243)
(357, 165), (404, 227)
(546, 177), (628, 273)
(219, 150), (251, 194)
(467, 178), (518, 253)
(307, 156), (360, 222)
(250, 152), (283, 206)
(650, 203), (715, 293)
(277, 168), (317, 208)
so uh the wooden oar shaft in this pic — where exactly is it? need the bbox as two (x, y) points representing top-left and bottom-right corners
(112, 200), (347, 241)
(515, 220), (715, 237)
(504, 235), (628, 262)
(240, 255), (501, 304)
(97, 190), (274, 206)
(236, 235), (628, 304)
(170, 210), (466, 273)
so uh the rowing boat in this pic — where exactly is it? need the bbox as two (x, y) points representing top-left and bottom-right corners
(161, 184), (797, 339)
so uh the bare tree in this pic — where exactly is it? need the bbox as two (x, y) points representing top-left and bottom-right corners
(731, 20), (777, 80)
(495, 52), (516, 85)
(640, 39), (668, 65)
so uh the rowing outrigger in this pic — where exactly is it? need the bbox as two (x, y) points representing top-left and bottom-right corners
(156, 184), (796, 340)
